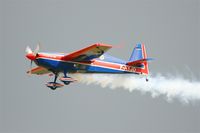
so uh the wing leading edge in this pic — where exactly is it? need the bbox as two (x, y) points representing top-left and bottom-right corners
(27, 66), (50, 75)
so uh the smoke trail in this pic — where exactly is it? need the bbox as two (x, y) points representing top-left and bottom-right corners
(71, 73), (200, 103)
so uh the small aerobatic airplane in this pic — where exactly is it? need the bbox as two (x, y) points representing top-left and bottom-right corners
(25, 43), (153, 90)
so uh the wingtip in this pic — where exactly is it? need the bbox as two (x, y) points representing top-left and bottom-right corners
(146, 58), (155, 61)
(95, 43), (112, 48)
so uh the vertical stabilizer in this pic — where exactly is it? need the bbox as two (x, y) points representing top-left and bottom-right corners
(128, 43), (149, 75)
(129, 43), (144, 61)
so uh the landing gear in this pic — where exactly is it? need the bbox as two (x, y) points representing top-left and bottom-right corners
(59, 71), (77, 85)
(54, 73), (58, 83)
(60, 78), (76, 85)
(46, 71), (76, 90)
(46, 73), (64, 90)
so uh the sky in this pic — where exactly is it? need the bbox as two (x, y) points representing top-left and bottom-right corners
(0, 0), (200, 133)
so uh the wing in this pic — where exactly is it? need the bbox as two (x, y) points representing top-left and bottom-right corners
(27, 66), (51, 75)
(61, 43), (112, 61)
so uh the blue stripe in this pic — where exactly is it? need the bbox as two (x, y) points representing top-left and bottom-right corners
(36, 58), (125, 73)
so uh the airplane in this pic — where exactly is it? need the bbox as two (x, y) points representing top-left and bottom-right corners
(25, 43), (153, 90)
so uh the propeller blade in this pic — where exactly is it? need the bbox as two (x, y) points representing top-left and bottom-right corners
(34, 43), (40, 54)
(25, 46), (32, 54)
(28, 60), (33, 75)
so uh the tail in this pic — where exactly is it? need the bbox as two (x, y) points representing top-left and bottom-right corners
(127, 43), (153, 75)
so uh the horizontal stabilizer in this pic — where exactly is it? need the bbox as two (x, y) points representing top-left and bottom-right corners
(126, 58), (154, 66)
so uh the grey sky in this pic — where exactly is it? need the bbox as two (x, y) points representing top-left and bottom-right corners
(1, 0), (200, 133)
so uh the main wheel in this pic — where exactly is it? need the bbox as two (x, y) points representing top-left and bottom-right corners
(63, 81), (70, 85)
(50, 86), (57, 90)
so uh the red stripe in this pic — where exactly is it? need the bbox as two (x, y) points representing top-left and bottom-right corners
(142, 44), (147, 59)
(37, 53), (63, 60)
(137, 44), (149, 75)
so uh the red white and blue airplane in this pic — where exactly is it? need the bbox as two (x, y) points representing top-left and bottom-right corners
(25, 43), (153, 90)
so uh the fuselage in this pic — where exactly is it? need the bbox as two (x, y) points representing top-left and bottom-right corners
(34, 52), (142, 74)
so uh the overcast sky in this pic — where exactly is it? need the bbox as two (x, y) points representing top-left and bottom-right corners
(1, 0), (200, 133)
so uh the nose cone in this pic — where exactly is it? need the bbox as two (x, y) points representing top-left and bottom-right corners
(26, 53), (36, 60)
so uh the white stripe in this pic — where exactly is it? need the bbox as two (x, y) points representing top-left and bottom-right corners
(39, 52), (66, 56)
(96, 59), (125, 66)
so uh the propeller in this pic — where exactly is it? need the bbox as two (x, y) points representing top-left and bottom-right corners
(26, 43), (40, 55)
(25, 43), (41, 75)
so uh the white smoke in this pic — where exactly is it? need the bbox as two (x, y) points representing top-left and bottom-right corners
(71, 73), (200, 103)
